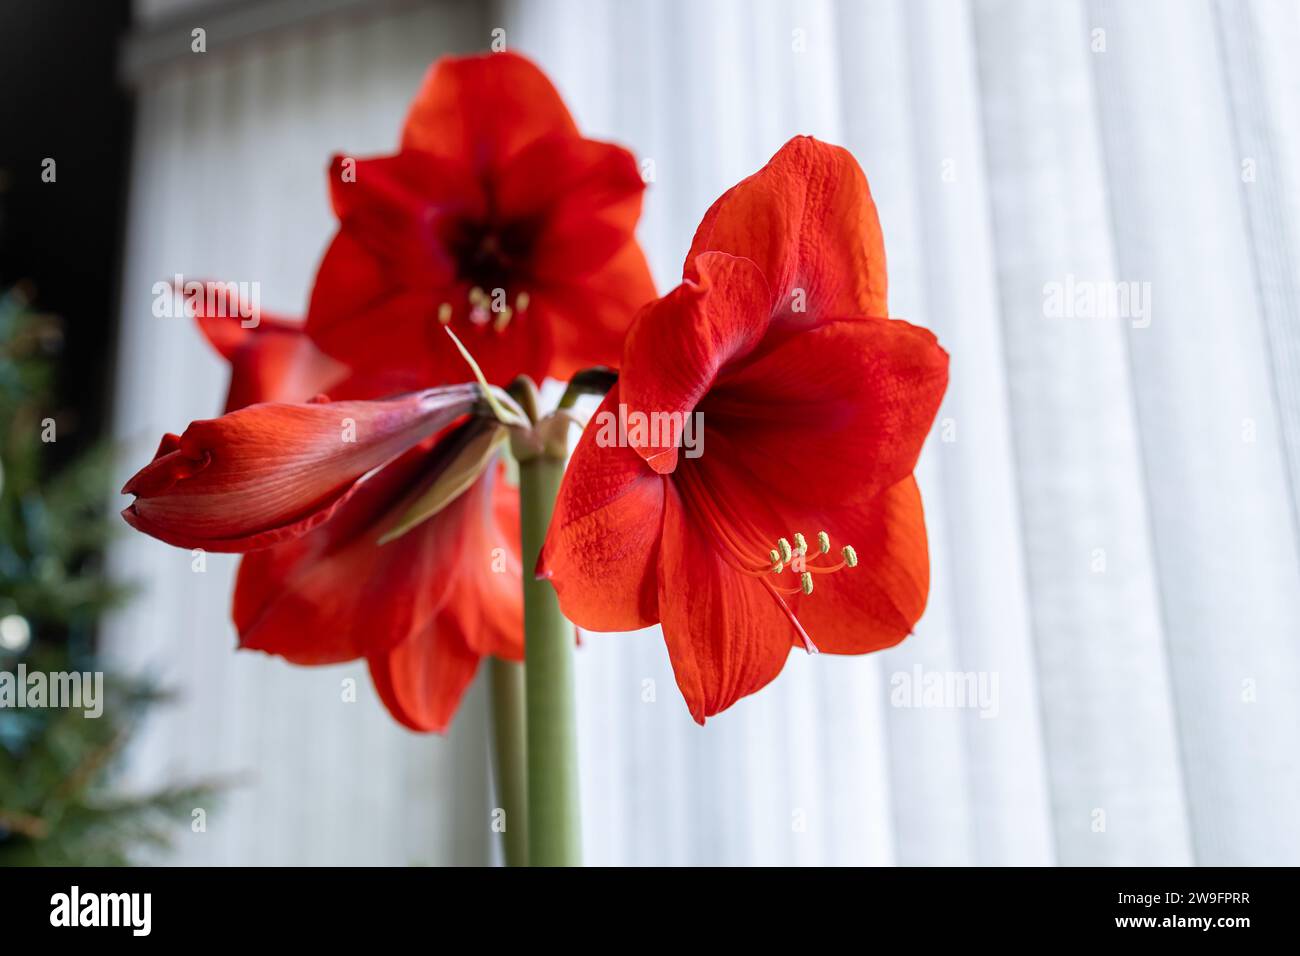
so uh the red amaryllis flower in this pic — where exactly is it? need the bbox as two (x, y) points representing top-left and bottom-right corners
(540, 137), (949, 723)
(306, 50), (656, 389)
(124, 308), (524, 731)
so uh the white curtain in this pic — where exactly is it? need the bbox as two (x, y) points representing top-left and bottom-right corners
(105, 0), (1300, 865)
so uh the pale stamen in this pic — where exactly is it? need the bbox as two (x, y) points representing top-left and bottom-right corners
(676, 470), (855, 657)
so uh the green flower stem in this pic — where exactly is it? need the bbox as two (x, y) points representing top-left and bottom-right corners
(488, 655), (528, 866)
(518, 450), (582, 866)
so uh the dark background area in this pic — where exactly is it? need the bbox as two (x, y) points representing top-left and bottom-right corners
(0, 0), (133, 469)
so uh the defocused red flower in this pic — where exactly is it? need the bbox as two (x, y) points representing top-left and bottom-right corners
(305, 51), (657, 388)
(540, 137), (949, 722)
(125, 50), (650, 732)
(186, 282), (348, 413)
(125, 306), (523, 732)
(232, 430), (521, 733)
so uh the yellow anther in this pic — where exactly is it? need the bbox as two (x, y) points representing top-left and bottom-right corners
(777, 537), (793, 563)
(437, 302), (452, 324)
(842, 545), (858, 568)
(801, 572), (814, 595)
(469, 286), (486, 305)
(769, 548), (780, 568)
(516, 291), (530, 312)
(818, 531), (830, 554)
(793, 532), (807, 554)
(494, 306), (513, 332)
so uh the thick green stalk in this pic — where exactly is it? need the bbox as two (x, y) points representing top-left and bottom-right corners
(488, 656), (527, 866)
(519, 452), (581, 866)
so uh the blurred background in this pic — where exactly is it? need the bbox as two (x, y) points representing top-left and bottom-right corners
(2, 0), (1299, 865)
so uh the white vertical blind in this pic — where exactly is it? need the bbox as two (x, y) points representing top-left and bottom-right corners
(1086, 0), (1300, 866)
(973, 0), (1193, 866)
(895, 0), (1054, 867)
(106, 0), (1300, 865)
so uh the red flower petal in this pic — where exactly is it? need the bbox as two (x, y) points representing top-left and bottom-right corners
(305, 228), (557, 389)
(235, 442), (522, 668)
(783, 476), (930, 654)
(194, 311), (346, 414)
(401, 51), (579, 171)
(495, 134), (647, 276)
(233, 440), (445, 664)
(368, 616), (481, 734)
(325, 151), (482, 283)
(657, 485), (796, 724)
(121, 386), (480, 551)
(362, 463), (523, 734)
(443, 307), (556, 389)
(180, 280), (346, 411)
(432, 462), (524, 661)
(534, 242), (658, 381)
(619, 252), (771, 473)
(306, 230), (439, 377)
(305, 154), (475, 381)
(540, 387), (664, 631)
(703, 317), (949, 506)
(685, 136), (888, 321)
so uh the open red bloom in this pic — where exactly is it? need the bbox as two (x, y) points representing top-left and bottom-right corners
(125, 305), (523, 732)
(540, 137), (949, 722)
(305, 51), (656, 388)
